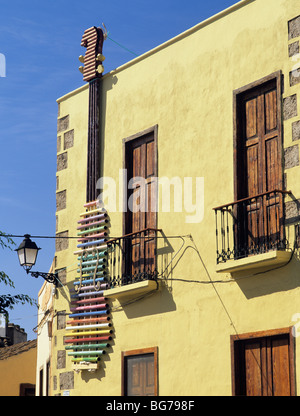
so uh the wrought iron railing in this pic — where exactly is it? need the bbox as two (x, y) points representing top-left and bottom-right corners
(106, 228), (161, 288)
(213, 190), (291, 264)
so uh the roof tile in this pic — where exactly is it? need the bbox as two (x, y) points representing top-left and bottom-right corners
(0, 339), (37, 361)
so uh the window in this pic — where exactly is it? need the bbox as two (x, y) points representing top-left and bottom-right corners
(233, 71), (284, 256)
(123, 126), (158, 279)
(122, 347), (158, 396)
(46, 361), (50, 396)
(213, 72), (287, 265)
(231, 327), (295, 396)
(123, 126), (158, 233)
(19, 383), (35, 396)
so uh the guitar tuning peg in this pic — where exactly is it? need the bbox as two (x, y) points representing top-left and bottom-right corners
(79, 66), (84, 74)
(96, 64), (104, 74)
(96, 53), (105, 62)
(102, 23), (108, 40)
(78, 55), (85, 63)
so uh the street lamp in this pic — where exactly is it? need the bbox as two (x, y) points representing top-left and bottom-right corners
(15, 234), (59, 285)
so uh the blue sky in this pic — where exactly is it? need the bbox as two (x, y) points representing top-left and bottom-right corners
(0, 0), (238, 340)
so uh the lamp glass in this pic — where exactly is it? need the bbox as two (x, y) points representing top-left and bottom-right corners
(17, 248), (25, 267)
(16, 235), (40, 272)
(23, 247), (38, 268)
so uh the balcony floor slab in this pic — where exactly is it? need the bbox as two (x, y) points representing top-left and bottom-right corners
(103, 280), (159, 300)
(216, 250), (292, 273)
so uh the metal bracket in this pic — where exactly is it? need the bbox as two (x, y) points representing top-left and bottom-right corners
(30, 271), (59, 286)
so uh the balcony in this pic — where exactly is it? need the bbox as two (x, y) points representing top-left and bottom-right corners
(213, 190), (292, 273)
(103, 228), (162, 299)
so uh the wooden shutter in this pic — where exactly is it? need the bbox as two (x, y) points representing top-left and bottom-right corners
(124, 127), (158, 277)
(127, 133), (157, 231)
(122, 347), (158, 396)
(231, 328), (295, 396)
(234, 72), (283, 253)
(126, 354), (155, 396)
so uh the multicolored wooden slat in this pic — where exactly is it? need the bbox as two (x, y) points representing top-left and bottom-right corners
(65, 200), (112, 371)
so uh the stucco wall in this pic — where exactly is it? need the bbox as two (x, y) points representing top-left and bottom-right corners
(0, 344), (36, 396)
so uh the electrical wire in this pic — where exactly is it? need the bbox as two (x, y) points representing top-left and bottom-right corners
(30, 227), (296, 385)
(9, 229), (295, 329)
(157, 235), (234, 284)
(107, 35), (138, 57)
(3, 233), (192, 240)
(9, 228), (293, 286)
(156, 233), (297, 338)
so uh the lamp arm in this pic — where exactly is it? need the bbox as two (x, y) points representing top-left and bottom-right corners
(30, 271), (59, 286)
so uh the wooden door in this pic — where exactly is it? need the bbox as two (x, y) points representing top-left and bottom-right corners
(124, 129), (157, 279)
(232, 330), (295, 396)
(234, 74), (283, 254)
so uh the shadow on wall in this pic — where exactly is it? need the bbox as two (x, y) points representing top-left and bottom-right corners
(232, 253), (300, 299)
(115, 232), (177, 319)
(117, 282), (177, 320)
(231, 220), (300, 299)
(79, 337), (115, 384)
(99, 74), (118, 182)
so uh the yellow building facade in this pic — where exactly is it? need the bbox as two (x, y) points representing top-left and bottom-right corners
(49, 0), (300, 395)
(0, 340), (37, 396)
